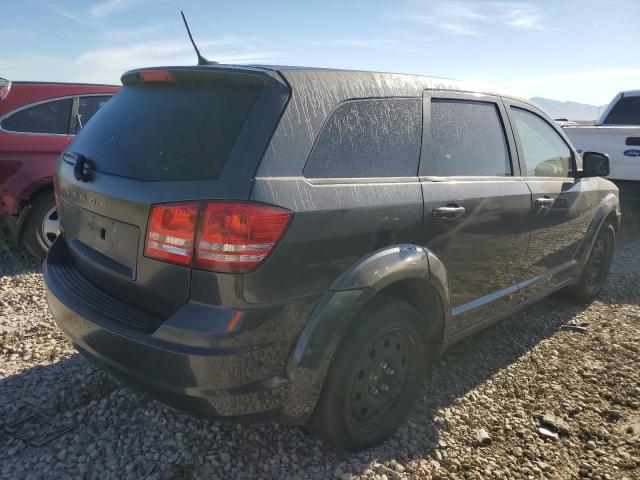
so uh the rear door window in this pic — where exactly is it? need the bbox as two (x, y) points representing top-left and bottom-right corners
(75, 95), (112, 133)
(510, 107), (572, 177)
(427, 99), (512, 176)
(304, 98), (422, 178)
(69, 81), (262, 181)
(1, 98), (72, 134)
(603, 96), (640, 125)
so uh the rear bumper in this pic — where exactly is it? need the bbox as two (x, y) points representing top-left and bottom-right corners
(44, 238), (318, 423)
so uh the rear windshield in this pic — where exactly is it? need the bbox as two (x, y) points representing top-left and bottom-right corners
(603, 96), (640, 125)
(69, 80), (262, 181)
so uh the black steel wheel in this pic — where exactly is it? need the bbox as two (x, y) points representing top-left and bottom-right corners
(307, 295), (428, 451)
(584, 236), (607, 290)
(564, 222), (615, 303)
(348, 329), (413, 431)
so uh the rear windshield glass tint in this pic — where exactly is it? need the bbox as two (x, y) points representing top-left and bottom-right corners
(69, 81), (262, 181)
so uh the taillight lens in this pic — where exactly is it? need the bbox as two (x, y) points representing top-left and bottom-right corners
(144, 202), (292, 273)
(0, 78), (11, 101)
(195, 202), (292, 273)
(144, 203), (198, 266)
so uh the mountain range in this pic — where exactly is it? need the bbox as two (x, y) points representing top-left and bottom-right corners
(530, 97), (607, 122)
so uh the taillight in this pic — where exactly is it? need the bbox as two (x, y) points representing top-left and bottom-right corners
(0, 78), (11, 101)
(144, 202), (292, 273)
(144, 203), (198, 266)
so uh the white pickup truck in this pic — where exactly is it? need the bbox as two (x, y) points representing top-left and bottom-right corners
(562, 90), (640, 181)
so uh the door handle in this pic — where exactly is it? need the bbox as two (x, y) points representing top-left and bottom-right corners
(534, 197), (554, 209)
(432, 205), (466, 219)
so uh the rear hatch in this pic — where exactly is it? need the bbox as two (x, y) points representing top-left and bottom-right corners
(55, 66), (289, 318)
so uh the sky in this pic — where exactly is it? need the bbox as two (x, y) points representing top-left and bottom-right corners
(1, 0), (639, 105)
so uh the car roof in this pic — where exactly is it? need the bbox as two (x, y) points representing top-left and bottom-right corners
(11, 81), (120, 88)
(234, 64), (534, 106)
(124, 63), (534, 107)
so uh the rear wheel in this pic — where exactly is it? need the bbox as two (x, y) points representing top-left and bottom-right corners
(564, 222), (615, 303)
(307, 296), (428, 451)
(21, 192), (59, 260)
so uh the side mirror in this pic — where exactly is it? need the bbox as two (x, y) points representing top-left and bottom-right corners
(578, 152), (610, 178)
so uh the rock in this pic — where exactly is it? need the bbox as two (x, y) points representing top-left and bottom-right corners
(540, 413), (572, 436)
(538, 427), (559, 440)
(476, 429), (492, 446)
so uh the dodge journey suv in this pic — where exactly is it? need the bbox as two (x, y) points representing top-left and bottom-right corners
(45, 65), (620, 451)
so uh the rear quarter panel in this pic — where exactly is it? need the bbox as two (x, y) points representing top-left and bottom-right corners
(247, 177), (423, 303)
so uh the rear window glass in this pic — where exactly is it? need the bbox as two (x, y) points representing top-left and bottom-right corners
(603, 96), (640, 125)
(69, 81), (262, 181)
(427, 99), (511, 177)
(304, 98), (422, 178)
(1, 98), (72, 134)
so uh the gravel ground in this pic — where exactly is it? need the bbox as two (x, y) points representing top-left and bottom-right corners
(1, 188), (639, 479)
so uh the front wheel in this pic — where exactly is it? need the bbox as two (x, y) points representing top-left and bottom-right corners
(564, 222), (615, 303)
(307, 296), (428, 451)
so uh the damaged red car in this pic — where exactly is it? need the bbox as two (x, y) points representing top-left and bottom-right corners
(0, 79), (118, 257)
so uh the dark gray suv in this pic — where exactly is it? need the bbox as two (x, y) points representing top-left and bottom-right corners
(44, 65), (620, 451)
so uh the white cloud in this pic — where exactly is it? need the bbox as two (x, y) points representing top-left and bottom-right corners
(2, 37), (280, 84)
(89, 0), (137, 18)
(310, 38), (400, 49)
(49, 0), (160, 26)
(310, 30), (432, 50)
(500, 69), (640, 87)
(502, 5), (545, 30)
(392, 1), (555, 35)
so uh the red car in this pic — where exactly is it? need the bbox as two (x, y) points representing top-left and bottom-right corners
(0, 79), (119, 258)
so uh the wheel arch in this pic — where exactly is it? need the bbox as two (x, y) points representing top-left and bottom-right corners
(16, 180), (54, 237)
(282, 244), (452, 423)
(576, 193), (619, 267)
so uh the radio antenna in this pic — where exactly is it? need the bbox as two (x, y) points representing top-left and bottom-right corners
(181, 11), (218, 65)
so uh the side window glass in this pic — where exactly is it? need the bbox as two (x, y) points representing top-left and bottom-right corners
(1, 98), (72, 134)
(304, 98), (422, 178)
(429, 99), (512, 176)
(510, 107), (571, 177)
(75, 95), (112, 133)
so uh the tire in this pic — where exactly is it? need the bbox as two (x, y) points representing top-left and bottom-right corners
(307, 295), (428, 451)
(21, 191), (59, 260)
(564, 222), (615, 303)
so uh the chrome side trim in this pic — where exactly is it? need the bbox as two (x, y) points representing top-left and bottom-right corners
(452, 260), (576, 317)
